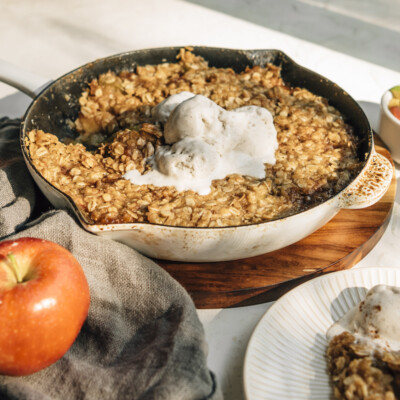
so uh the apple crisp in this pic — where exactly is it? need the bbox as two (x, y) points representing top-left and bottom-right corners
(327, 332), (400, 400)
(27, 48), (362, 227)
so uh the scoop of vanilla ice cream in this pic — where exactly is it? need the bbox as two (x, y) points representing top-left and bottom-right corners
(164, 95), (277, 162)
(152, 91), (195, 125)
(156, 138), (220, 179)
(124, 92), (278, 195)
(164, 95), (230, 153)
(327, 285), (400, 351)
(124, 138), (221, 195)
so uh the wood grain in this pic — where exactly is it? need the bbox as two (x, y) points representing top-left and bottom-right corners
(156, 145), (396, 309)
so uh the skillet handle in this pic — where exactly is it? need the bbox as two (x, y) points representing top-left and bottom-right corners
(0, 59), (51, 98)
(337, 148), (393, 209)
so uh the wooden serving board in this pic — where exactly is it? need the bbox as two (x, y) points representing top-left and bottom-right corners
(156, 144), (396, 309)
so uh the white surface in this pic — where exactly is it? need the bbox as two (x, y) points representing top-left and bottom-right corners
(244, 268), (400, 400)
(0, 1), (400, 399)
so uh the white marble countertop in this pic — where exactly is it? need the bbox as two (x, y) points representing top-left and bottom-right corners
(1, 1), (399, 398)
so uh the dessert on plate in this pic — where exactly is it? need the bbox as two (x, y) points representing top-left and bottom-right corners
(326, 285), (400, 400)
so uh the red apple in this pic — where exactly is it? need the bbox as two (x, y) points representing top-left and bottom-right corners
(0, 237), (90, 376)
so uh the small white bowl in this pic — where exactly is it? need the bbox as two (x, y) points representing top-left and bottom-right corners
(379, 90), (400, 164)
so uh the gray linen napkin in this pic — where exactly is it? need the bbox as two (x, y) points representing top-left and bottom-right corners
(0, 118), (222, 400)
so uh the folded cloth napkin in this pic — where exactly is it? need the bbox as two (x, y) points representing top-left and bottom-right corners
(0, 118), (222, 400)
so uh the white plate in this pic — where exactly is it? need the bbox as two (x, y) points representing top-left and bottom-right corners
(243, 267), (400, 400)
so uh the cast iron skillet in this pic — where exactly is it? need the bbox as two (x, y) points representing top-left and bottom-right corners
(4, 46), (390, 262)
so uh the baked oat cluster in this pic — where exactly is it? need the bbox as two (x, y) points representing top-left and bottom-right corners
(327, 332), (400, 400)
(27, 48), (362, 227)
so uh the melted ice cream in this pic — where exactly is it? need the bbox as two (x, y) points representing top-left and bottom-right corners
(327, 285), (400, 352)
(124, 92), (278, 195)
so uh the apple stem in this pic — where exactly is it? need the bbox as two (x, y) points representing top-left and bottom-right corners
(7, 253), (23, 283)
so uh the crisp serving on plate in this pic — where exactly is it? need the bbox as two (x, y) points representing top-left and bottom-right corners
(26, 48), (362, 227)
(326, 285), (400, 400)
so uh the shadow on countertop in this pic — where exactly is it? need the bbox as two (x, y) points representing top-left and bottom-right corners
(184, 0), (400, 71)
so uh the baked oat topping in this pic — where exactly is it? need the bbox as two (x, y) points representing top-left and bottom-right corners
(327, 332), (400, 400)
(27, 48), (362, 227)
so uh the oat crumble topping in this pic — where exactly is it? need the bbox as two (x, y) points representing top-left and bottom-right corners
(327, 332), (400, 400)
